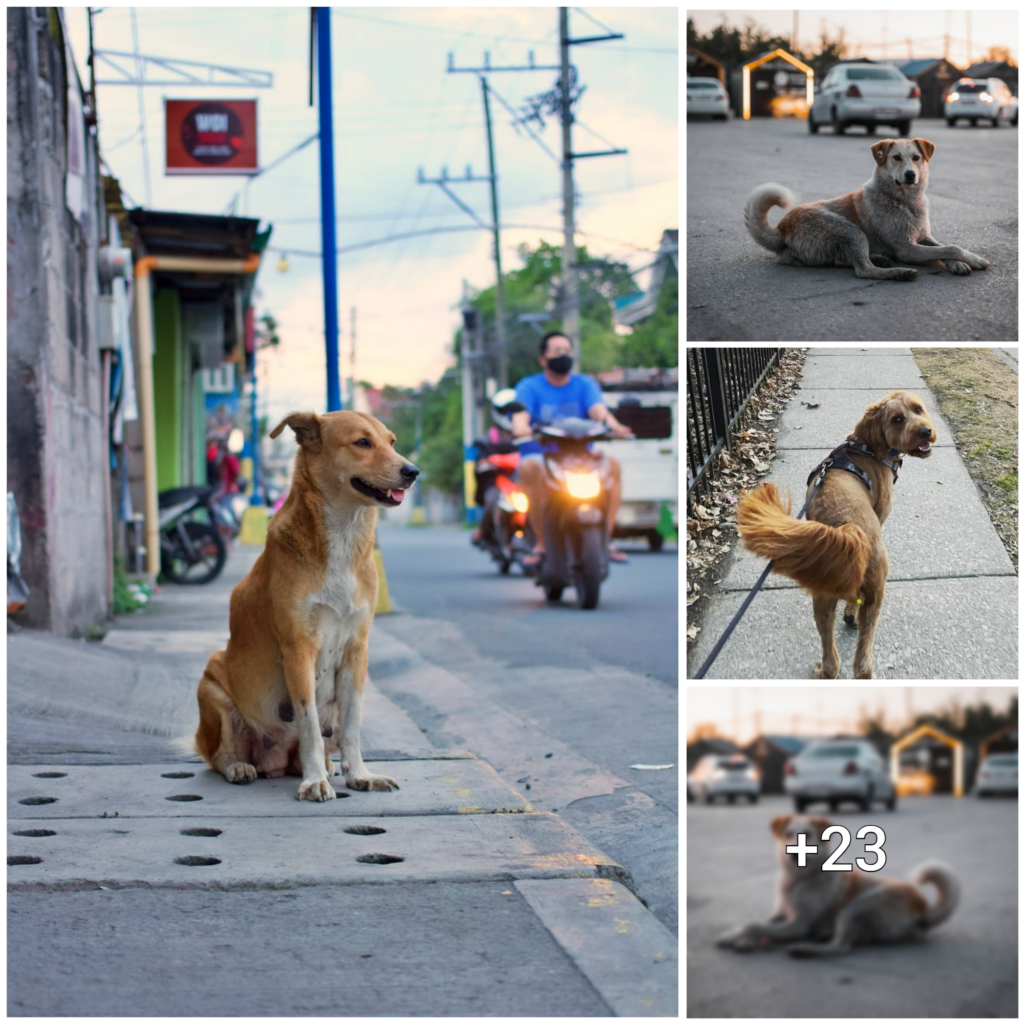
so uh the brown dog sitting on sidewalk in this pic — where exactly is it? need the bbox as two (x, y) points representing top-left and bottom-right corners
(190, 410), (419, 801)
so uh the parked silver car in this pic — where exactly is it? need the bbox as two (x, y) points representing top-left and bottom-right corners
(687, 754), (760, 804)
(784, 739), (897, 812)
(975, 752), (1018, 796)
(686, 77), (730, 121)
(945, 78), (1019, 127)
(809, 64), (920, 135)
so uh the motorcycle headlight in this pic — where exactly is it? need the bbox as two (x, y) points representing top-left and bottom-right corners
(511, 491), (529, 513)
(566, 471), (601, 499)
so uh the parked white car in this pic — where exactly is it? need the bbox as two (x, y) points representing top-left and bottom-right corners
(688, 754), (760, 804)
(809, 64), (920, 135)
(975, 752), (1018, 795)
(784, 739), (897, 812)
(945, 78), (1018, 127)
(687, 77), (729, 121)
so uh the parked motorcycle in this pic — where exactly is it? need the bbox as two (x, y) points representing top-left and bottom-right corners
(158, 485), (227, 584)
(530, 418), (615, 610)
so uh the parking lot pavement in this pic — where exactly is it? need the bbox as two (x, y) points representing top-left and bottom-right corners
(687, 794), (1018, 1017)
(687, 117), (1018, 341)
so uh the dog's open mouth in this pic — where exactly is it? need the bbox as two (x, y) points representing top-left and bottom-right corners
(351, 478), (405, 506)
(915, 441), (933, 456)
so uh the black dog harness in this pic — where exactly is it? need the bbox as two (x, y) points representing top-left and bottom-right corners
(806, 436), (903, 496)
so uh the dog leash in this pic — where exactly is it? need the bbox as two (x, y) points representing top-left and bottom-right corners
(692, 470), (829, 681)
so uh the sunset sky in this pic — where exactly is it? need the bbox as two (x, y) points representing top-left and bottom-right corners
(688, 686), (1018, 744)
(687, 9), (1018, 68)
(65, 7), (678, 422)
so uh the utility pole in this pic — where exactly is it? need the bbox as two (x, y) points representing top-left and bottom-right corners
(480, 77), (508, 389)
(348, 306), (356, 411)
(315, 7), (342, 411)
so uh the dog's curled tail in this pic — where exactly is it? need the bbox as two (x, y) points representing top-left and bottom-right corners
(736, 482), (871, 599)
(744, 183), (796, 253)
(912, 860), (961, 930)
(169, 734), (198, 757)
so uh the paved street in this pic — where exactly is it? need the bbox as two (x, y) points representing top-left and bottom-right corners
(687, 117), (1018, 340)
(372, 523), (679, 933)
(7, 536), (677, 1017)
(687, 793), (1018, 1018)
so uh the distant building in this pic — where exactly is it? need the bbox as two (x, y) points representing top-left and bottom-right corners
(613, 229), (678, 329)
(686, 736), (738, 773)
(687, 45), (726, 83)
(883, 58), (963, 117)
(729, 48), (814, 119)
(962, 60), (1018, 96)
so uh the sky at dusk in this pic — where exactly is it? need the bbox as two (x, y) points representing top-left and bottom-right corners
(688, 686), (1018, 744)
(64, 6), (679, 423)
(687, 9), (1018, 69)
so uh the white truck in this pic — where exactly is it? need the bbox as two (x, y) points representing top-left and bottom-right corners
(594, 372), (678, 551)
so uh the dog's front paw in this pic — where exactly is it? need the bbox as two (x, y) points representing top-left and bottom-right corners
(813, 660), (840, 680)
(869, 253), (893, 268)
(297, 776), (336, 802)
(945, 260), (972, 275)
(786, 943), (819, 958)
(963, 251), (990, 271)
(345, 771), (400, 792)
(224, 762), (257, 784)
(891, 267), (918, 281)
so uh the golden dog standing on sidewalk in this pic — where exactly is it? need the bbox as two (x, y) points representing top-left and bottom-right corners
(192, 410), (419, 801)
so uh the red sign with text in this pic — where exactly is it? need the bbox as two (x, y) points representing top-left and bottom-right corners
(165, 99), (258, 176)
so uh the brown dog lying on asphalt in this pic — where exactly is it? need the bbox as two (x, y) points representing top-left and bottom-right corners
(745, 138), (990, 281)
(715, 815), (960, 957)
(191, 410), (419, 801)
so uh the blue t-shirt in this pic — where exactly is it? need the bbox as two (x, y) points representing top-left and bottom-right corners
(514, 372), (604, 428)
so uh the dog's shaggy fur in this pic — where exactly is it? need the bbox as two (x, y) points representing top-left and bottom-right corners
(737, 391), (936, 679)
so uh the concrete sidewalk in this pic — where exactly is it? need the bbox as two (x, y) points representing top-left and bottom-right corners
(8, 542), (676, 1017)
(688, 347), (1018, 679)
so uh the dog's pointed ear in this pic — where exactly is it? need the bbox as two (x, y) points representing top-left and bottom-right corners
(913, 137), (935, 162)
(871, 139), (895, 166)
(769, 815), (791, 837)
(269, 412), (322, 452)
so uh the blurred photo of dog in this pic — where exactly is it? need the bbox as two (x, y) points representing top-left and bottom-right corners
(715, 814), (960, 957)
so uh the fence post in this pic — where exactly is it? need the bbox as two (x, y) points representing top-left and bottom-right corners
(702, 350), (731, 451)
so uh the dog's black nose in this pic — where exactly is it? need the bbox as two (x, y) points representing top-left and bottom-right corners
(918, 426), (932, 438)
(904, 173), (916, 183)
(401, 464), (420, 481)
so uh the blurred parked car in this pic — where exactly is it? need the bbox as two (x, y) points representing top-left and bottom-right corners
(687, 754), (760, 804)
(687, 77), (729, 121)
(809, 64), (920, 135)
(784, 739), (897, 812)
(975, 752), (1018, 796)
(945, 78), (1018, 127)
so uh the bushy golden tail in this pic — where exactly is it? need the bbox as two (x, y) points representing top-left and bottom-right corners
(736, 482), (871, 599)
(912, 861), (960, 929)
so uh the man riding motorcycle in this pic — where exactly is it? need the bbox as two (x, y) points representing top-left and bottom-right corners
(511, 331), (633, 568)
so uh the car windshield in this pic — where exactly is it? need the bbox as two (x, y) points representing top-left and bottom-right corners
(846, 68), (904, 81)
(954, 83), (988, 93)
(688, 82), (719, 90)
(805, 745), (862, 758)
(720, 757), (750, 769)
(987, 754), (1018, 766)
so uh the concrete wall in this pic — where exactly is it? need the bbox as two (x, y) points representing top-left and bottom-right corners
(6, 9), (109, 634)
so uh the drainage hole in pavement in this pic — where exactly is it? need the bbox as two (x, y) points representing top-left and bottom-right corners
(180, 827), (222, 837)
(18, 796), (57, 806)
(174, 855), (221, 866)
(161, 771), (195, 779)
(32, 772), (67, 778)
(344, 825), (387, 836)
(356, 853), (404, 865)
(166, 794), (203, 802)
(8, 856), (43, 866)
(13, 829), (57, 838)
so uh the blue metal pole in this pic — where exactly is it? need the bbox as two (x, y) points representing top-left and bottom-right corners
(316, 7), (342, 411)
(249, 344), (263, 506)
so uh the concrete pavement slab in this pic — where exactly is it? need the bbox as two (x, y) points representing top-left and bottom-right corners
(690, 575), (1017, 679)
(9, 760), (531, 819)
(8, 883), (612, 1016)
(517, 878), (678, 1017)
(7, 811), (621, 890)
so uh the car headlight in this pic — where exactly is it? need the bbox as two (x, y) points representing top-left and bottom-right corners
(566, 471), (601, 499)
(981, 93), (993, 102)
(948, 92), (959, 101)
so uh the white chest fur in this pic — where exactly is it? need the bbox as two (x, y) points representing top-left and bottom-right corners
(307, 506), (372, 694)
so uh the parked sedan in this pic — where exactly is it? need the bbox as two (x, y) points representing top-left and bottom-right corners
(784, 739), (897, 812)
(809, 64), (920, 135)
(975, 752), (1018, 796)
(945, 78), (1019, 127)
(687, 754), (760, 804)
(686, 77), (729, 121)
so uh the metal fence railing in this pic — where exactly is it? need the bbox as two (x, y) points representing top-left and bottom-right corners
(686, 348), (784, 511)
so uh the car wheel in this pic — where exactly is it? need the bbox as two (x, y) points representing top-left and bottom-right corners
(991, 116), (1000, 128)
(896, 121), (911, 135)
(749, 795), (759, 804)
(794, 798), (807, 812)
(828, 799), (839, 811)
(946, 118), (956, 127)
(1013, 111), (1018, 126)
(703, 792), (714, 805)
(808, 114), (819, 134)
(717, 114), (727, 122)
(886, 792), (897, 810)
(859, 786), (873, 812)
(831, 108), (845, 134)
(970, 119), (977, 126)
(865, 124), (876, 135)
(726, 794), (736, 804)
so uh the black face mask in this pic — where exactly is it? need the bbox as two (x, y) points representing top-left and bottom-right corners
(546, 354), (573, 375)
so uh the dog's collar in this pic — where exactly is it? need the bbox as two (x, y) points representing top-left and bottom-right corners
(806, 437), (903, 496)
